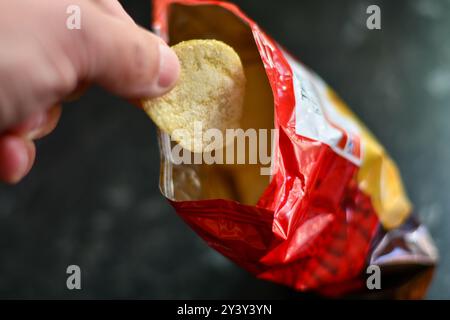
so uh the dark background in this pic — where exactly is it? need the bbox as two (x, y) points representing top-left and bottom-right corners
(0, 0), (448, 298)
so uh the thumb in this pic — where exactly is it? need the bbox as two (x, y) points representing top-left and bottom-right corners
(76, 2), (179, 99)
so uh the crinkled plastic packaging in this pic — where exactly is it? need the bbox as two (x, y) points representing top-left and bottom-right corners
(152, 0), (438, 298)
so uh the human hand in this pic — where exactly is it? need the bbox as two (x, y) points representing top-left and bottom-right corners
(0, 0), (179, 183)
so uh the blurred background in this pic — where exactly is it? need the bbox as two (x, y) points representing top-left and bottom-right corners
(0, 0), (449, 299)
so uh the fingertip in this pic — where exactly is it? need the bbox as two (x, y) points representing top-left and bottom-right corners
(0, 135), (34, 184)
(127, 35), (180, 98)
(84, 10), (180, 100)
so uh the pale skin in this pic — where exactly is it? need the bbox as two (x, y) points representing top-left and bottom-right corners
(0, 0), (180, 183)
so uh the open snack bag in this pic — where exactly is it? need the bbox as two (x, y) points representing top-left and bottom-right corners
(149, 0), (438, 298)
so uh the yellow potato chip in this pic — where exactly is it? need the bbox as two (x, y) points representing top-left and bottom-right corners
(142, 39), (246, 153)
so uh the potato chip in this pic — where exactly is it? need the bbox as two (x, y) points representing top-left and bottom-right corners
(142, 39), (245, 153)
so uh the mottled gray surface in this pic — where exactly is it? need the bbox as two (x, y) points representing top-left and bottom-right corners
(0, 0), (448, 299)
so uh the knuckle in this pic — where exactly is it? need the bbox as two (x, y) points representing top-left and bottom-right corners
(49, 58), (78, 97)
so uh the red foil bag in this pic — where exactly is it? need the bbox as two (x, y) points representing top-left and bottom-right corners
(152, 0), (438, 298)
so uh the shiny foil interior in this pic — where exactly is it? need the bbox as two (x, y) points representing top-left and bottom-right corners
(159, 4), (274, 205)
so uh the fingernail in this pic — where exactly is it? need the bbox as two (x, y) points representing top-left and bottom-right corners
(157, 44), (180, 90)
